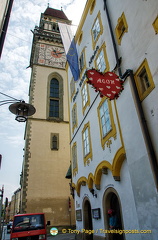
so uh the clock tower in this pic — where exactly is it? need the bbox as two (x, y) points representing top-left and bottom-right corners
(20, 7), (75, 227)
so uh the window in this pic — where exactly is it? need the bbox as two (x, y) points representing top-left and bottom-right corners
(70, 78), (75, 100)
(44, 23), (48, 30)
(95, 42), (109, 73)
(135, 59), (155, 101)
(98, 97), (116, 149)
(91, 11), (103, 49)
(48, 74), (63, 120)
(49, 78), (59, 118)
(50, 99), (59, 118)
(72, 104), (78, 132)
(72, 142), (77, 172)
(83, 127), (89, 156)
(82, 122), (92, 165)
(81, 81), (90, 114)
(50, 133), (59, 150)
(92, 18), (100, 41)
(96, 49), (106, 72)
(79, 48), (86, 74)
(100, 100), (111, 137)
(115, 12), (128, 45)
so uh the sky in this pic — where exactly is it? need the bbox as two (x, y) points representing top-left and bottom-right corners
(0, 0), (87, 202)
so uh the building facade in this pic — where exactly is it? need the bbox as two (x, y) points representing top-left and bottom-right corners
(67, 0), (158, 240)
(20, 7), (75, 227)
(0, 0), (14, 57)
(9, 188), (21, 220)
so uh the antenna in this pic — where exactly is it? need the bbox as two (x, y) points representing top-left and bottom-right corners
(47, 0), (49, 7)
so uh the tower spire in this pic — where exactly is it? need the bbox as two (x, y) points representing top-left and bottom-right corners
(47, 0), (49, 8)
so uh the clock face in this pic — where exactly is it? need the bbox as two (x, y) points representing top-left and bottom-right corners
(38, 44), (66, 68)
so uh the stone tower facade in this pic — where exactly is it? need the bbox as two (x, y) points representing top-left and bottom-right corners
(20, 7), (75, 227)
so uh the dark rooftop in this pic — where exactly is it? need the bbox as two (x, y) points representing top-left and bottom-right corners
(44, 7), (69, 21)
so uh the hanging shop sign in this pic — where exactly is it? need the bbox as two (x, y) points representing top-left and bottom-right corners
(86, 69), (124, 100)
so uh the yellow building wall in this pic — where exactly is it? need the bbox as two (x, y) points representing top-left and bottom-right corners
(23, 64), (75, 226)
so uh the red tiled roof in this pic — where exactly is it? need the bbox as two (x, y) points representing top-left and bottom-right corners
(44, 7), (69, 20)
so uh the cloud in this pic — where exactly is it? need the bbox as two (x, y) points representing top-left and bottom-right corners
(62, 0), (76, 10)
(0, 0), (86, 202)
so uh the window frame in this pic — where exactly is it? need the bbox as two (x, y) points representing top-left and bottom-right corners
(72, 103), (78, 132)
(49, 78), (59, 118)
(70, 77), (76, 101)
(115, 12), (128, 45)
(47, 73), (63, 121)
(153, 16), (158, 34)
(97, 97), (116, 149)
(50, 133), (59, 150)
(90, 0), (96, 15)
(134, 59), (155, 101)
(79, 48), (86, 75)
(95, 42), (109, 73)
(91, 11), (103, 49)
(81, 81), (90, 114)
(72, 142), (78, 175)
(82, 122), (92, 165)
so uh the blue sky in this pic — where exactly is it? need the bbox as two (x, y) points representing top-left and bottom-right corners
(0, 0), (86, 202)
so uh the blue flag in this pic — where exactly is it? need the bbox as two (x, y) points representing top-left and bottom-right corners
(66, 38), (80, 81)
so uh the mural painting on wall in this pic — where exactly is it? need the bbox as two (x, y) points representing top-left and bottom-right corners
(86, 69), (124, 100)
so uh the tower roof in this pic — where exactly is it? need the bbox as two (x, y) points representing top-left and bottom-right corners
(44, 7), (69, 21)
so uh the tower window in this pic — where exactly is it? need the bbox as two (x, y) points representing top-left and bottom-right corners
(51, 133), (59, 150)
(47, 74), (63, 121)
(49, 78), (59, 118)
(50, 78), (59, 98)
(49, 99), (59, 118)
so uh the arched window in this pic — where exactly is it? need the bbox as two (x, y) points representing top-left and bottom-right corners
(49, 78), (59, 118)
(48, 74), (63, 121)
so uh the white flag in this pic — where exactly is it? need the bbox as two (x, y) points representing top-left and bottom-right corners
(58, 22), (73, 54)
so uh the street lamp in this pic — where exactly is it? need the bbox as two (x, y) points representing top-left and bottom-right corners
(0, 92), (36, 122)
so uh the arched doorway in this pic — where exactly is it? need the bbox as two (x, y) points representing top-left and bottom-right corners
(83, 199), (93, 240)
(103, 188), (124, 240)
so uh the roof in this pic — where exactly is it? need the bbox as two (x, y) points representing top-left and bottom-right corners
(44, 7), (69, 21)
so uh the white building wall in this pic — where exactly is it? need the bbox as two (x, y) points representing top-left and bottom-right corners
(67, 0), (158, 239)
(0, 0), (9, 33)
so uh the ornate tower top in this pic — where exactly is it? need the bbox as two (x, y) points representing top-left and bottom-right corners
(30, 7), (71, 67)
(43, 7), (69, 21)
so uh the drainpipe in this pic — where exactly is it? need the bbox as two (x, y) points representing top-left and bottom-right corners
(103, 0), (158, 189)
(103, 0), (122, 77)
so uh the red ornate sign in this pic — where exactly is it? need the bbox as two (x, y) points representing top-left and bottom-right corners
(86, 69), (124, 100)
